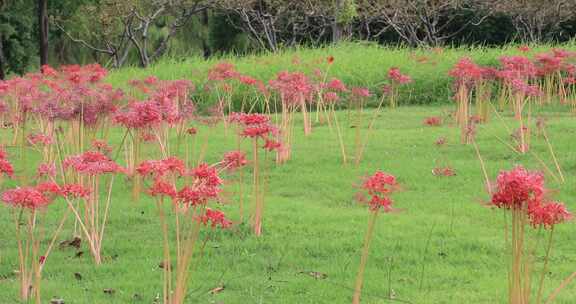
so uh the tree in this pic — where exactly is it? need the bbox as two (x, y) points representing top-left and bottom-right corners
(332, 0), (357, 42)
(56, 0), (215, 68)
(357, 0), (491, 46)
(38, 0), (48, 66)
(482, 0), (576, 42)
(0, 0), (36, 78)
(218, 0), (338, 51)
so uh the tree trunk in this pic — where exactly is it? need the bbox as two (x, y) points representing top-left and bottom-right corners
(332, 23), (342, 43)
(201, 9), (211, 59)
(38, 0), (48, 66)
(332, 0), (343, 43)
(0, 33), (5, 80)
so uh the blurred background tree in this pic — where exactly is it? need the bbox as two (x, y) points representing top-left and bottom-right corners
(0, 0), (574, 75)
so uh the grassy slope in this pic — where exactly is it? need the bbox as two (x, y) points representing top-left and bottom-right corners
(107, 42), (576, 106)
(1, 105), (575, 303)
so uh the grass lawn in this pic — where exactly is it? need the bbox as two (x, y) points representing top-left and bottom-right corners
(1, 104), (575, 303)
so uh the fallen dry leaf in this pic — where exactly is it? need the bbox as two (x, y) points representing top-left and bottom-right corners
(209, 285), (225, 294)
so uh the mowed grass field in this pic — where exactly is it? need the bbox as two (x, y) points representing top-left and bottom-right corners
(1, 104), (575, 303)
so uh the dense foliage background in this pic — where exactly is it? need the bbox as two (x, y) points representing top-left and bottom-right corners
(1, 0), (576, 76)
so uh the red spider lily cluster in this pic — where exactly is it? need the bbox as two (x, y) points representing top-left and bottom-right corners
(449, 50), (576, 149)
(490, 166), (571, 228)
(388, 67), (413, 85)
(230, 112), (282, 151)
(200, 208), (232, 228)
(0, 172), (94, 301)
(0, 56), (414, 303)
(229, 112), (281, 235)
(423, 116), (442, 126)
(2, 186), (51, 209)
(0, 147), (14, 178)
(386, 67), (412, 108)
(487, 166), (572, 302)
(137, 156), (226, 216)
(0, 64), (121, 133)
(359, 171), (398, 212)
(220, 150), (248, 172)
(136, 155), (231, 304)
(64, 151), (125, 175)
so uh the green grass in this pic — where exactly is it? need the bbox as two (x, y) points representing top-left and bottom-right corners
(1, 104), (575, 303)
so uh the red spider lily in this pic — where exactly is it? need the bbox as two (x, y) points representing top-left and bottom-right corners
(221, 151), (248, 171)
(449, 57), (484, 86)
(322, 92), (340, 104)
(200, 208), (232, 228)
(230, 113), (278, 141)
(432, 167), (456, 177)
(113, 101), (162, 129)
(469, 115), (483, 124)
(491, 166), (545, 210)
(487, 166), (572, 303)
(263, 139), (282, 152)
(149, 179), (177, 199)
(238, 75), (258, 86)
(535, 53), (563, 76)
(351, 87), (371, 98)
(176, 185), (219, 207)
(2, 179), (71, 302)
(0, 158), (14, 178)
(327, 55), (335, 65)
(207, 62), (239, 81)
(529, 201), (572, 229)
(59, 184), (92, 199)
(91, 139), (112, 154)
(518, 45), (531, 53)
(362, 171), (397, 198)
(186, 127), (197, 135)
(387, 67), (412, 85)
(139, 159), (226, 304)
(325, 78), (348, 92)
(499, 56), (537, 80)
(1, 187), (51, 209)
(230, 112), (270, 126)
(137, 157), (186, 178)
(64, 151), (125, 175)
(241, 124), (278, 139)
(423, 116), (442, 126)
(435, 137), (447, 146)
(35, 181), (62, 197)
(353, 170), (401, 304)
(269, 71), (314, 104)
(368, 196), (393, 212)
(510, 78), (542, 97)
(140, 132), (156, 142)
(190, 163), (222, 187)
(27, 133), (53, 146)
